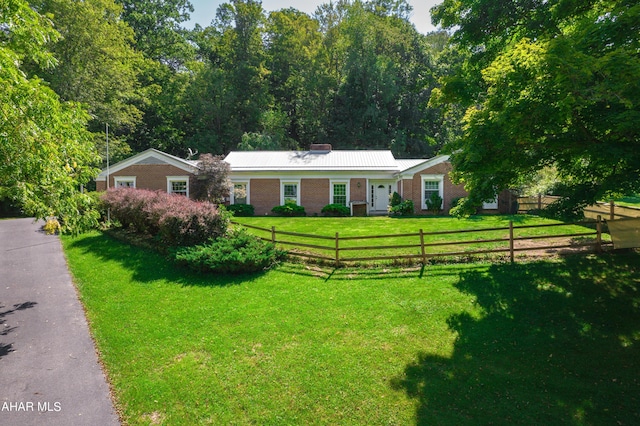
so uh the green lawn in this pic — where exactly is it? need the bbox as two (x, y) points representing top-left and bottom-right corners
(614, 194), (640, 208)
(62, 230), (640, 425)
(233, 215), (605, 263)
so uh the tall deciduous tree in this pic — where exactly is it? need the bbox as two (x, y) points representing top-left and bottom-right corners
(326, 0), (439, 157)
(432, 0), (640, 216)
(188, 0), (271, 153)
(117, 0), (194, 67)
(28, 0), (144, 166)
(265, 8), (328, 146)
(1, 0), (101, 232)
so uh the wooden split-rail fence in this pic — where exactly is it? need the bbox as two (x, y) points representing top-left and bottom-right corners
(235, 217), (610, 267)
(518, 195), (640, 220)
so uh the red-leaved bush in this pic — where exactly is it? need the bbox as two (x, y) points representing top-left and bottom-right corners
(102, 188), (229, 246)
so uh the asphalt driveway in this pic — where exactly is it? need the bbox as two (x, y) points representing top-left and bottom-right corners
(0, 218), (119, 426)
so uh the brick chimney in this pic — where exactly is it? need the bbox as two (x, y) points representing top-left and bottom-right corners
(309, 144), (332, 152)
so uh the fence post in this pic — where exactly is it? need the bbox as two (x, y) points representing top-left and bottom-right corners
(509, 220), (515, 263)
(596, 215), (602, 253)
(271, 226), (276, 243)
(610, 199), (615, 221)
(419, 229), (426, 265)
(538, 194), (542, 210)
(335, 232), (340, 267)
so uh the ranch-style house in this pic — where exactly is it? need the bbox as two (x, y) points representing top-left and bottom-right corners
(95, 145), (506, 216)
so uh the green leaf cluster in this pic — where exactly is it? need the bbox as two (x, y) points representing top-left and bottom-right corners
(321, 204), (351, 217)
(1, 0), (101, 233)
(271, 201), (306, 217)
(173, 228), (286, 274)
(433, 0), (640, 216)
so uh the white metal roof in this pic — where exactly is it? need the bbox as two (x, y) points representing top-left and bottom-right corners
(396, 159), (429, 172)
(224, 150), (402, 172)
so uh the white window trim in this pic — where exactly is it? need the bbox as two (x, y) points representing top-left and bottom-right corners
(167, 176), (189, 197)
(230, 181), (250, 204)
(280, 180), (301, 205)
(330, 180), (350, 206)
(421, 174), (444, 210)
(114, 176), (136, 188)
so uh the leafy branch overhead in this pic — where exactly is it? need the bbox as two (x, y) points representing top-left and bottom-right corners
(432, 0), (640, 217)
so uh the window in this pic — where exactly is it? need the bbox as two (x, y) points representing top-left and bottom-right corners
(233, 183), (248, 204)
(332, 183), (347, 206)
(114, 177), (136, 188)
(281, 182), (299, 205)
(483, 197), (499, 210)
(424, 180), (439, 199)
(167, 176), (189, 196)
(421, 175), (444, 210)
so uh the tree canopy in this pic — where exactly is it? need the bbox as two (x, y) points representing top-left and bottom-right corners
(1, 0), (101, 232)
(432, 0), (640, 216)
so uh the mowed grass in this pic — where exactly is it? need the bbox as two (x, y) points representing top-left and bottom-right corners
(233, 215), (606, 262)
(615, 194), (640, 208)
(62, 230), (640, 425)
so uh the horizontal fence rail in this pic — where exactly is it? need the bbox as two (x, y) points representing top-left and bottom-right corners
(518, 195), (640, 220)
(233, 217), (611, 267)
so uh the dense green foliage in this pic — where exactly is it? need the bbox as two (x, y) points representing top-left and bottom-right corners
(0, 0), (101, 232)
(425, 191), (443, 214)
(226, 203), (255, 217)
(271, 201), (306, 217)
(321, 203), (351, 217)
(432, 0), (640, 216)
(389, 199), (414, 216)
(173, 228), (286, 274)
(63, 231), (640, 424)
(5, 0), (637, 226)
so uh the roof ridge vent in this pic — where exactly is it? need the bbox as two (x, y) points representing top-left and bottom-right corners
(309, 143), (332, 152)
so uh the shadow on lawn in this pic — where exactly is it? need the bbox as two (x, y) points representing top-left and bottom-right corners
(391, 252), (640, 425)
(64, 233), (258, 287)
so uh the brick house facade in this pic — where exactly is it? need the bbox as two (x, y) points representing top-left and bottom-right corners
(96, 146), (503, 216)
(95, 149), (199, 196)
(224, 148), (475, 216)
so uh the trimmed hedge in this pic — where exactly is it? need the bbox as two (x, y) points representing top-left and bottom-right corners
(271, 201), (306, 217)
(321, 203), (350, 217)
(227, 203), (255, 217)
(173, 228), (287, 274)
(101, 188), (229, 246)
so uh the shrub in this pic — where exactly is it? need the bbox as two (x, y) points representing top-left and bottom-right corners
(173, 228), (287, 274)
(227, 203), (255, 217)
(271, 200), (306, 217)
(102, 188), (156, 233)
(425, 192), (444, 214)
(389, 191), (402, 207)
(101, 188), (229, 246)
(321, 203), (350, 217)
(389, 199), (414, 216)
(156, 199), (229, 247)
(43, 218), (61, 235)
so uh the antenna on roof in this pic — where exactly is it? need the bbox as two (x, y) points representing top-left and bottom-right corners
(187, 147), (198, 160)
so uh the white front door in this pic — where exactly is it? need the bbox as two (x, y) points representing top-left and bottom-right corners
(374, 184), (389, 211)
